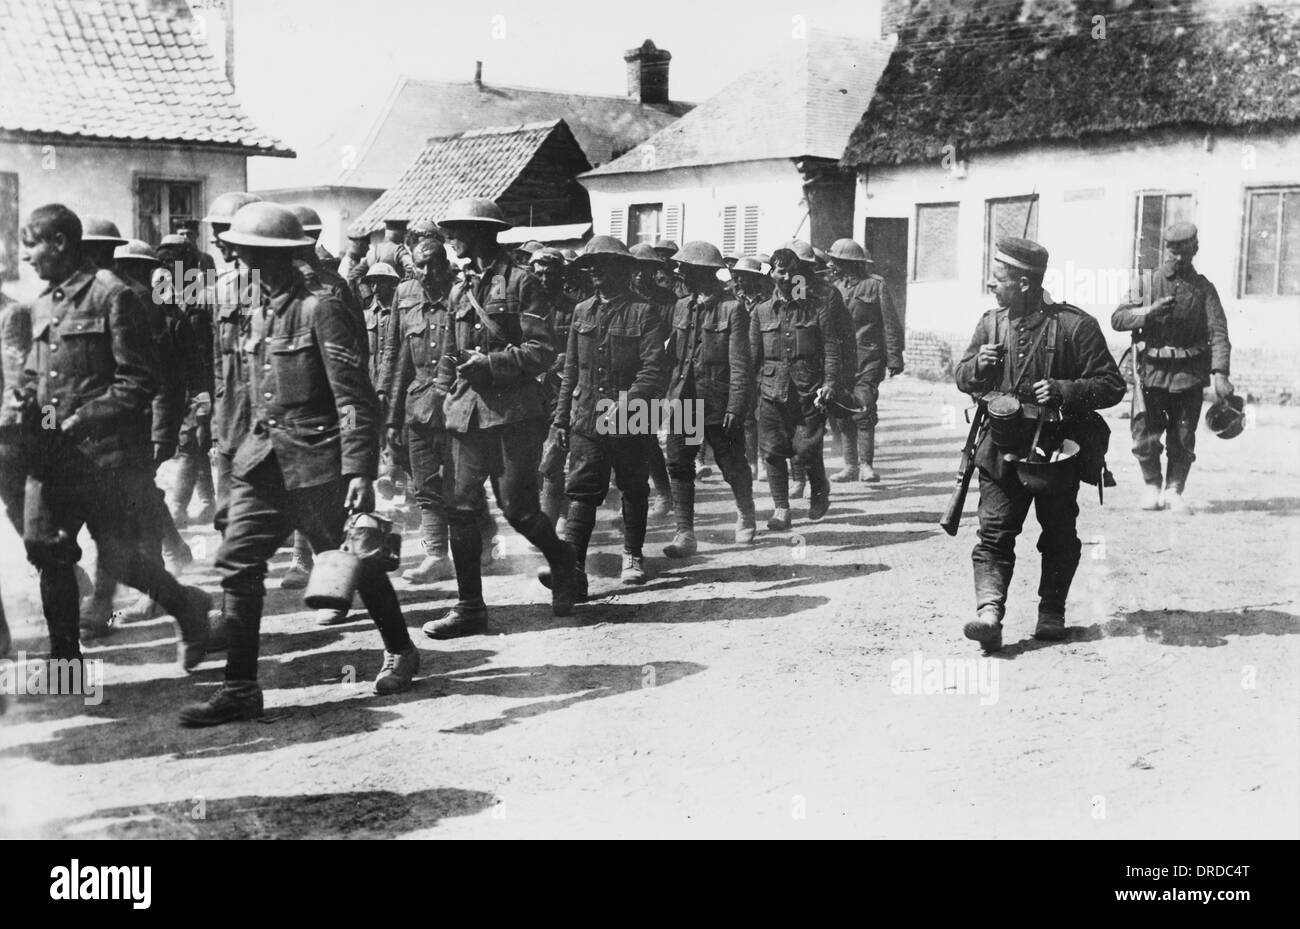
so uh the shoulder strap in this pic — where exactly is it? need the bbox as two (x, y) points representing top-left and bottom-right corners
(462, 279), (510, 344)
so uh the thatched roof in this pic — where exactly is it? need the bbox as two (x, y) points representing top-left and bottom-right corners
(843, 0), (1300, 167)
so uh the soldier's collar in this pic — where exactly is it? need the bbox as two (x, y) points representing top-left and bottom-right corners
(45, 262), (96, 299)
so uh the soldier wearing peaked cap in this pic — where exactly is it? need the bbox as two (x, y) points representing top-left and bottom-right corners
(178, 202), (417, 727)
(1111, 221), (1232, 513)
(955, 237), (1125, 651)
(426, 197), (579, 637)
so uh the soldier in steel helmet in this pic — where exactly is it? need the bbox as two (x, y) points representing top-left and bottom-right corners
(531, 246), (579, 527)
(628, 243), (679, 519)
(826, 238), (905, 484)
(426, 197), (579, 638)
(547, 236), (665, 594)
(178, 202), (417, 727)
(661, 240), (756, 558)
(1111, 221), (1232, 513)
(750, 242), (842, 530)
(14, 204), (214, 669)
(955, 237), (1125, 651)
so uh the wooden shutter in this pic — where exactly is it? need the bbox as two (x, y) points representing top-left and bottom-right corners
(742, 205), (760, 256)
(609, 207), (626, 242)
(721, 205), (738, 255)
(664, 203), (684, 243)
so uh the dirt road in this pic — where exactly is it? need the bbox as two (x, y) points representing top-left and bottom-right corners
(2, 376), (1296, 839)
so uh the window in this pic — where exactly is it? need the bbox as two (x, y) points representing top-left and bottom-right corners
(627, 203), (662, 247)
(1134, 191), (1194, 273)
(914, 202), (958, 281)
(0, 172), (17, 282)
(1242, 187), (1300, 297)
(984, 195), (1039, 285)
(137, 178), (201, 244)
(721, 204), (761, 256)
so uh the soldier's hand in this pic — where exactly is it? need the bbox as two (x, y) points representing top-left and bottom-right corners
(723, 412), (738, 433)
(344, 477), (375, 513)
(1032, 378), (1063, 407)
(457, 350), (492, 387)
(1214, 372), (1235, 400)
(976, 344), (1004, 374)
(813, 385), (833, 410)
(1146, 295), (1175, 318)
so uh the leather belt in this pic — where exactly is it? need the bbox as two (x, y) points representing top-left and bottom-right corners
(1142, 345), (1205, 359)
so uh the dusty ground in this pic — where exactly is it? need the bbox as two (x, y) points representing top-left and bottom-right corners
(1, 376), (1296, 839)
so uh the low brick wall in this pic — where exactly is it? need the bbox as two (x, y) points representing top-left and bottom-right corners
(902, 330), (1300, 404)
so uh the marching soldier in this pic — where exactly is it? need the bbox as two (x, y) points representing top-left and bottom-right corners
(347, 219), (416, 294)
(16, 204), (212, 667)
(629, 243), (678, 518)
(662, 241), (756, 557)
(548, 237), (665, 592)
(1111, 221), (1232, 512)
(827, 239), (905, 484)
(532, 247), (578, 527)
(750, 245), (841, 530)
(426, 197), (578, 638)
(178, 203), (417, 727)
(955, 237), (1125, 651)
(157, 233), (217, 529)
(730, 257), (770, 473)
(205, 191), (263, 530)
(652, 238), (689, 300)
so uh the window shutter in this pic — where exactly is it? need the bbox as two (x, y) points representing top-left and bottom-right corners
(664, 203), (684, 243)
(721, 205), (738, 255)
(743, 205), (760, 256)
(609, 207), (626, 242)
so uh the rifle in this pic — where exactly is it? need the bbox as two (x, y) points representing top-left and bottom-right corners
(940, 402), (988, 536)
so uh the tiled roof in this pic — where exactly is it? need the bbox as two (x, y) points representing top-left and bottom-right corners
(349, 119), (590, 236)
(0, 0), (292, 155)
(255, 76), (691, 191)
(843, 0), (1300, 166)
(583, 31), (892, 178)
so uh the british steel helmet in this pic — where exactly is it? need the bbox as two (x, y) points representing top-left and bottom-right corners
(408, 219), (440, 239)
(81, 218), (127, 246)
(1205, 394), (1246, 439)
(828, 238), (871, 263)
(114, 239), (160, 264)
(1012, 440), (1081, 494)
(777, 239), (817, 264)
(436, 197), (511, 229)
(288, 204), (324, 233)
(203, 192), (263, 226)
(364, 262), (400, 281)
(652, 238), (679, 258)
(531, 247), (566, 268)
(628, 243), (666, 267)
(574, 235), (635, 266)
(672, 241), (726, 269)
(731, 256), (766, 278)
(218, 202), (314, 249)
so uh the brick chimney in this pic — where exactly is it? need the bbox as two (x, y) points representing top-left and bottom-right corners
(624, 39), (671, 105)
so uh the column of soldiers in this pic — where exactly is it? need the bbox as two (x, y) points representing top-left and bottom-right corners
(0, 186), (1235, 725)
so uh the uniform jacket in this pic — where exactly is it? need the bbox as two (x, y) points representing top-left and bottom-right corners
(0, 295), (32, 439)
(232, 271), (379, 490)
(820, 280), (857, 387)
(434, 250), (555, 432)
(22, 264), (158, 469)
(211, 265), (256, 454)
(749, 288), (842, 404)
(666, 289), (753, 424)
(1111, 260), (1230, 392)
(123, 278), (195, 450)
(388, 281), (453, 432)
(836, 273), (904, 384)
(299, 256), (366, 363)
(955, 298), (1126, 481)
(539, 286), (577, 416)
(364, 291), (397, 389)
(555, 290), (665, 439)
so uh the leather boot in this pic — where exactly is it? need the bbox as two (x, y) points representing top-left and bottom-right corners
(620, 552), (647, 585)
(156, 582), (213, 673)
(807, 458), (831, 521)
(664, 479), (697, 558)
(538, 502), (593, 605)
(43, 563), (84, 661)
(858, 427), (880, 483)
(79, 561), (116, 639)
(404, 508), (453, 583)
(178, 679), (264, 727)
(832, 420), (859, 482)
(422, 600), (488, 639)
(963, 608), (1003, 652)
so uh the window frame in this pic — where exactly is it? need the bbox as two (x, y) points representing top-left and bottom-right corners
(1132, 190), (1196, 275)
(627, 202), (664, 248)
(912, 201), (960, 283)
(983, 194), (1039, 292)
(1239, 185), (1300, 298)
(134, 174), (205, 244)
